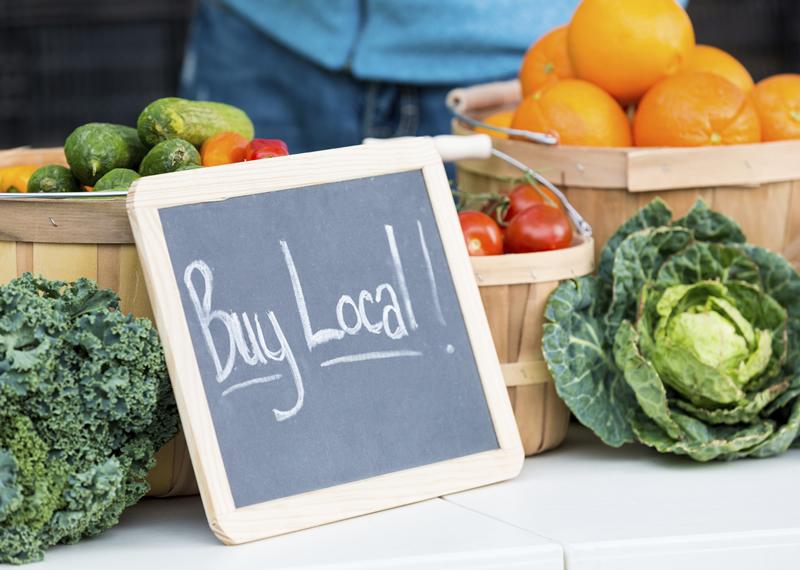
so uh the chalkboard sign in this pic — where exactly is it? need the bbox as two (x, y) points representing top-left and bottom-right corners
(127, 138), (522, 545)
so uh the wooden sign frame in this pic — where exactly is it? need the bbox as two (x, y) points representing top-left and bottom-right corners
(127, 137), (523, 545)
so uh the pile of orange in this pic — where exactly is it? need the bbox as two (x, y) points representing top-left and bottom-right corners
(490, 0), (800, 148)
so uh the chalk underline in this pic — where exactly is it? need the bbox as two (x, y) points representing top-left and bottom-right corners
(221, 374), (282, 397)
(220, 351), (423, 395)
(320, 350), (423, 368)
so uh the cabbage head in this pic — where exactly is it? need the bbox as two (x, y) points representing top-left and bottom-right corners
(543, 199), (800, 460)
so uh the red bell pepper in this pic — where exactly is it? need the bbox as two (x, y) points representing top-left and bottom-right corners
(246, 139), (289, 160)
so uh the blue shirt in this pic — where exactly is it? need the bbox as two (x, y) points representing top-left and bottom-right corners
(222, 0), (584, 84)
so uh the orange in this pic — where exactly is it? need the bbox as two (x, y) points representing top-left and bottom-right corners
(475, 111), (514, 138)
(568, 0), (695, 104)
(685, 45), (754, 93)
(519, 25), (574, 97)
(633, 72), (761, 147)
(752, 74), (800, 141)
(511, 79), (632, 147)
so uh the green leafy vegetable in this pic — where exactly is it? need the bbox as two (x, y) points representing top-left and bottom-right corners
(543, 199), (800, 461)
(0, 274), (177, 564)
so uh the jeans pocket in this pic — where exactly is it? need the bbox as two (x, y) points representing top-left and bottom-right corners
(362, 84), (420, 139)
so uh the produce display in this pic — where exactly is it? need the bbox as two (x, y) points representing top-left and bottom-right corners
(2, 97), (286, 194)
(0, 275), (178, 564)
(543, 199), (800, 460)
(486, 0), (800, 148)
(456, 182), (573, 256)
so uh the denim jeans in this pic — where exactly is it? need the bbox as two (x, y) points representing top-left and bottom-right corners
(180, 0), (472, 155)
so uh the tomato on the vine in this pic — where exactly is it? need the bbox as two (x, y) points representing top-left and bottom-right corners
(503, 184), (562, 223)
(459, 211), (504, 256)
(505, 204), (572, 253)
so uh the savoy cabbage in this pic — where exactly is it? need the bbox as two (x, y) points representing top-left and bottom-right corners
(543, 199), (800, 460)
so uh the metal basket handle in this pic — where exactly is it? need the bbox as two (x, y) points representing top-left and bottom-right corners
(430, 134), (592, 238)
(445, 81), (558, 146)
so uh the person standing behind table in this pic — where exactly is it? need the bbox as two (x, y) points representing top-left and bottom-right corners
(180, 0), (585, 154)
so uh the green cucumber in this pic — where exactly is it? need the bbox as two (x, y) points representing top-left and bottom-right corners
(137, 97), (254, 147)
(94, 168), (140, 192)
(139, 139), (201, 176)
(64, 123), (146, 185)
(27, 165), (80, 193)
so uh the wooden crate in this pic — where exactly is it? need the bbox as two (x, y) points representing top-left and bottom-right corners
(474, 237), (594, 455)
(450, 87), (800, 267)
(0, 147), (197, 497)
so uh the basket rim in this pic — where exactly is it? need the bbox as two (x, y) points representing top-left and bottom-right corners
(453, 119), (800, 192)
(470, 234), (594, 287)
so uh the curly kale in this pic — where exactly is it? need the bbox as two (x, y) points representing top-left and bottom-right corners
(0, 274), (178, 564)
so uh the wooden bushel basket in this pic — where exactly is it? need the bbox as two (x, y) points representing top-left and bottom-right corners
(474, 237), (594, 455)
(0, 147), (197, 497)
(450, 80), (800, 268)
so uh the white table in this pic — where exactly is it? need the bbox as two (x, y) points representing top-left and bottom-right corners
(447, 426), (800, 570)
(39, 427), (800, 569)
(42, 496), (561, 570)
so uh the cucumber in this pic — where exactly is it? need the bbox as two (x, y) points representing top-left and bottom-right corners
(94, 168), (140, 192)
(27, 165), (80, 193)
(139, 139), (201, 176)
(137, 97), (254, 147)
(64, 123), (147, 185)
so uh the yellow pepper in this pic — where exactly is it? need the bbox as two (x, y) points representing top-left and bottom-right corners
(0, 165), (39, 193)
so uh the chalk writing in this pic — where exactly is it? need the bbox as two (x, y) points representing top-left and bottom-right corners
(182, 220), (447, 421)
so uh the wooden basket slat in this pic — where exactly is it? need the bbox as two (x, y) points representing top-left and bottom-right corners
(784, 180), (800, 264)
(478, 285), (509, 359)
(0, 242), (16, 283)
(96, 244), (122, 292)
(712, 183), (792, 254)
(33, 243), (98, 282)
(518, 280), (558, 364)
(505, 283), (528, 363)
(117, 244), (155, 320)
(16, 242), (33, 274)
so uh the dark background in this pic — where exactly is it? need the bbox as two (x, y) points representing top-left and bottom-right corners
(1, 0), (798, 148)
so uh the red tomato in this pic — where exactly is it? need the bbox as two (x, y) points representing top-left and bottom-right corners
(504, 184), (562, 223)
(459, 211), (504, 256)
(246, 139), (289, 160)
(505, 204), (572, 253)
(201, 132), (249, 166)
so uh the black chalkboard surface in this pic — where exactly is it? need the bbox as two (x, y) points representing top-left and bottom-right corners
(127, 139), (522, 544)
(160, 169), (498, 507)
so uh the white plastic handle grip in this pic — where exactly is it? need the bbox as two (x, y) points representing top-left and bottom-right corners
(362, 135), (493, 163)
(431, 135), (493, 162)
